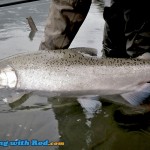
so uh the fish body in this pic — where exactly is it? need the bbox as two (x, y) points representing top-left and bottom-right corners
(0, 48), (150, 105)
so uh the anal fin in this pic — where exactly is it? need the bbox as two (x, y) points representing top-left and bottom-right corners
(121, 83), (150, 106)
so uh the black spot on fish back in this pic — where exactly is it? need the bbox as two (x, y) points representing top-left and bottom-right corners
(116, 59), (120, 63)
(73, 60), (77, 64)
(69, 54), (71, 58)
(62, 51), (66, 55)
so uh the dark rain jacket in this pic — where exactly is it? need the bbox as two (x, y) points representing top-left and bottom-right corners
(39, 0), (150, 58)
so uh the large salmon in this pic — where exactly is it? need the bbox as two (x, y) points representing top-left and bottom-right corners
(0, 48), (150, 105)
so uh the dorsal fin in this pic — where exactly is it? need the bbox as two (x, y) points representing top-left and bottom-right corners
(70, 47), (97, 56)
(137, 52), (150, 60)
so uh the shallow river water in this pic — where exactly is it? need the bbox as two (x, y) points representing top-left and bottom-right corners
(0, 0), (150, 150)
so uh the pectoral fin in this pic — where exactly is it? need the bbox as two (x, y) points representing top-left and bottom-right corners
(121, 83), (150, 106)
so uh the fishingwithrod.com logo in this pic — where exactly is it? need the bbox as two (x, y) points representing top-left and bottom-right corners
(0, 139), (64, 147)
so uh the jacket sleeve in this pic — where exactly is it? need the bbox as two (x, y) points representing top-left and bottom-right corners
(39, 0), (92, 50)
